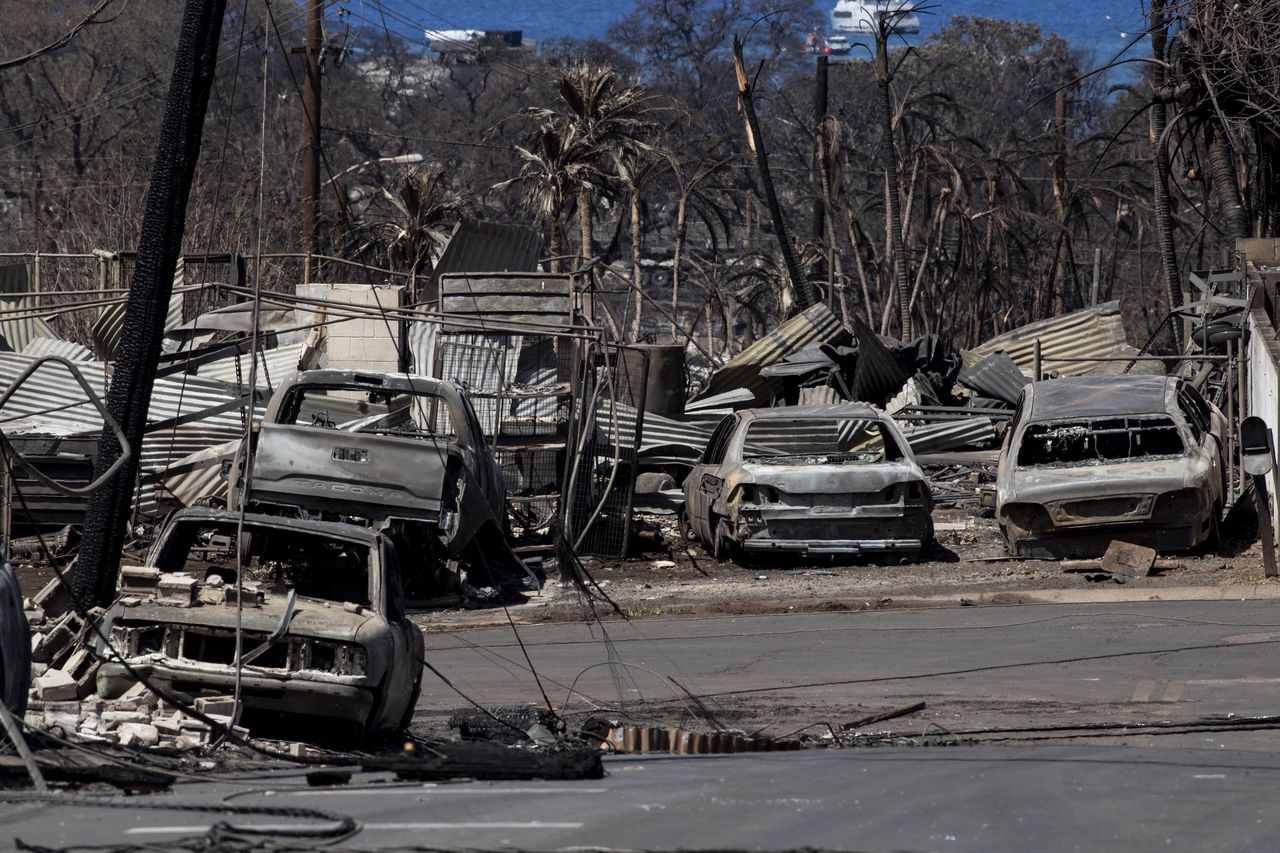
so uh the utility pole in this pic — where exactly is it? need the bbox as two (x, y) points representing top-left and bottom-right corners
(301, 0), (322, 282)
(811, 54), (829, 256)
(73, 0), (227, 609)
(732, 36), (817, 313)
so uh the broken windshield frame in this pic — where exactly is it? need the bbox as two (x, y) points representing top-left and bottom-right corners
(740, 418), (902, 464)
(152, 521), (374, 607)
(277, 385), (461, 444)
(1015, 415), (1186, 468)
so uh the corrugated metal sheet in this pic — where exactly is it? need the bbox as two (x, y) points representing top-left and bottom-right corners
(21, 336), (96, 362)
(898, 417), (999, 454)
(426, 218), (542, 301)
(963, 300), (1129, 377)
(693, 304), (849, 407)
(0, 353), (254, 520)
(796, 384), (842, 406)
(851, 318), (908, 405)
(92, 293), (184, 361)
(194, 342), (306, 390)
(0, 298), (58, 352)
(957, 352), (1030, 405)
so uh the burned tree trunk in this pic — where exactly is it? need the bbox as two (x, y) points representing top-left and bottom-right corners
(875, 20), (912, 340)
(1207, 120), (1249, 241)
(732, 36), (816, 313)
(72, 0), (228, 609)
(1149, 0), (1181, 352)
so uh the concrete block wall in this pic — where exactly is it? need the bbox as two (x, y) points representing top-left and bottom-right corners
(298, 283), (403, 373)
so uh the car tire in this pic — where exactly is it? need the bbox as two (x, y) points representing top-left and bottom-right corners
(677, 508), (693, 544)
(713, 519), (734, 563)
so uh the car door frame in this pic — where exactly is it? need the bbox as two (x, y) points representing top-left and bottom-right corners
(686, 414), (738, 543)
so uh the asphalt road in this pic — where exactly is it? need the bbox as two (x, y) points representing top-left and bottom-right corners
(10, 599), (1280, 851)
(415, 599), (1280, 736)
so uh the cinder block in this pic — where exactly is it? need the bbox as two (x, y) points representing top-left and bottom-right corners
(34, 669), (77, 702)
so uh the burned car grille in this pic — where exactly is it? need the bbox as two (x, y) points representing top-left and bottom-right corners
(183, 628), (288, 669)
(109, 622), (367, 675)
(1047, 495), (1154, 524)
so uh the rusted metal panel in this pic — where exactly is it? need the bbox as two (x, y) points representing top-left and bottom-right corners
(963, 300), (1129, 377)
(957, 352), (1030, 405)
(693, 304), (848, 407)
(439, 272), (574, 328)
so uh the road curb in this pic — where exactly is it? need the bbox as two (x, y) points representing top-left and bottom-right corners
(892, 584), (1280, 608)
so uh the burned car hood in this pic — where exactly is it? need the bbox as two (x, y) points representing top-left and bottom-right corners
(114, 595), (377, 643)
(1006, 457), (1202, 502)
(737, 460), (925, 493)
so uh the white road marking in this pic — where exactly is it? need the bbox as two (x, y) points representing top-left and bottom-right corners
(126, 821), (584, 836)
(1162, 681), (1185, 702)
(289, 786), (608, 797)
(1193, 774), (1227, 779)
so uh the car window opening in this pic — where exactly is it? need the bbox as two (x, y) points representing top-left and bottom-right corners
(154, 521), (372, 606)
(1017, 416), (1185, 467)
(284, 387), (457, 442)
(742, 418), (902, 464)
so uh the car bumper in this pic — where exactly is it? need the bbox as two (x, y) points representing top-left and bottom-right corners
(740, 538), (924, 556)
(1011, 522), (1204, 560)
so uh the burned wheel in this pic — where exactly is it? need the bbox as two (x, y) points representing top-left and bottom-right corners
(713, 519), (735, 563)
(677, 508), (693, 544)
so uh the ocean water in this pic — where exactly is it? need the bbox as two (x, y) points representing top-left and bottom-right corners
(391, 0), (1150, 65)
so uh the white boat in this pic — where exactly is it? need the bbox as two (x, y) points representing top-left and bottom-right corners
(830, 0), (922, 36)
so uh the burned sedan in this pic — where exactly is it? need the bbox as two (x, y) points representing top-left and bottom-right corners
(995, 375), (1227, 559)
(244, 370), (539, 600)
(682, 405), (933, 561)
(95, 507), (424, 740)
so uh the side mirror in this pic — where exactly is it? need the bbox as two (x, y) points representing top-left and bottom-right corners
(1241, 416), (1275, 477)
(977, 486), (997, 508)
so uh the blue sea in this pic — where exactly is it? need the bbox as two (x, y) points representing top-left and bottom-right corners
(384, 0), (1150, 67)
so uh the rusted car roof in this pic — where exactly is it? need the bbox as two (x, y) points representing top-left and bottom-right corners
(1026, 375), (1173, 420)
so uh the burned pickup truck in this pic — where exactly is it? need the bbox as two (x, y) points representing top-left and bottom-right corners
(95, 507), (424, 740)
(994, 375), (1227, 559)
(242, 370), (538, 601)
(682, 404), (933, 561)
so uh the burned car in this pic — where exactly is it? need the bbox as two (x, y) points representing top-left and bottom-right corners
(681, 405), (933, 560)
(95, 507), (424, 740)
(995, 375), (1227, 559)
(244, 370), (539, 600)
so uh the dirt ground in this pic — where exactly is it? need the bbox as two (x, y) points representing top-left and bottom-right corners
(14, 507), (1276, 622)
(407, 508), (1278, 632)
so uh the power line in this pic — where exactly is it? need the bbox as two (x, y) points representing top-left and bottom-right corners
(0, 0), (120, 72)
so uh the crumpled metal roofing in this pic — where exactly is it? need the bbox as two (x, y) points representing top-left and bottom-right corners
(957, 352), (1029, 406)
(897, 417), (999, 454)
(962, 300), (1129, 377)
(0, 352), (255, 520)
(92, 293), (184, 361)
(693, 304), (849, 407)
(192, 342), (306, 390)
(0, 298), (58, 353)
(21, 336), (96, 362)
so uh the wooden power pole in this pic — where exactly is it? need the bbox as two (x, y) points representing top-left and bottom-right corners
(301, 0), (323, 281)
(73, 0), (227, 609)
